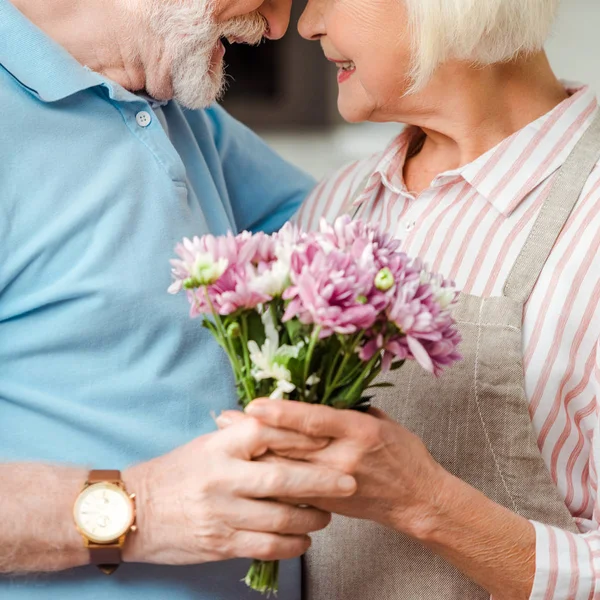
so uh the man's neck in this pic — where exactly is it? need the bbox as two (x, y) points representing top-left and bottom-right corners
(10, 0), (148, 92)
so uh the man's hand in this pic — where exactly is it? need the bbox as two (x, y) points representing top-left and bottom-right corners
(124, 416), (357, 565)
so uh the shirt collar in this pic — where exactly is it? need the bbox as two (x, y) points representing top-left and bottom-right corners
(356, 84), (599, 217)
(460, 84), (598, 216)
(0, 0), (106, 102)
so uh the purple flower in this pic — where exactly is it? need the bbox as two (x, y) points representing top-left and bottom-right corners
(169, 217), (462, 374)
(281, 217), (405, 337)
(283, 240), (382, 336)
(169, 231), (276, 316)
(187, 263), (271, 317)
(362, 271), (462, 375)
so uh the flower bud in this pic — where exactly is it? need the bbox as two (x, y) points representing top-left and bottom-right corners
(183, 277), (199, 290)
(356, 295), (368, 305)
(375, 267), (394, 291)
(227, 322), (241, 338)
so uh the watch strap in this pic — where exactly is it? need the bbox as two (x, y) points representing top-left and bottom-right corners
(87, 469), (121, 484)
(89, 544), (122, 575)
(85, 470), (125, 575)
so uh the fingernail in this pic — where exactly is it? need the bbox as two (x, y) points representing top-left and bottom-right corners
(215, 413), (232, 427)
(337, 475), (356, 493)
(245, 403), (265, 416)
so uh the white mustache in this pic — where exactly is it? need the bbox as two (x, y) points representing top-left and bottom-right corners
(219, 12), (269, 45)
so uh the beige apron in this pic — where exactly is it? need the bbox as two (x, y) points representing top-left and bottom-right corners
(304, 112), (600, 600)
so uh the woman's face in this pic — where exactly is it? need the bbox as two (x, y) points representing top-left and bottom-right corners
(298, 0), (413, 123)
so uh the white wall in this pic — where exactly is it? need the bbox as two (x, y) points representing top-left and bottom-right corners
(546, 0), (600, 94)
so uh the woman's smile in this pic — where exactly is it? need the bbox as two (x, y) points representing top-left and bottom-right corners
(326, 56), (356, 83)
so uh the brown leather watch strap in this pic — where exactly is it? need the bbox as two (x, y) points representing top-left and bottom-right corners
(88, 469), (121, 484)
(89, 544), (122, 575)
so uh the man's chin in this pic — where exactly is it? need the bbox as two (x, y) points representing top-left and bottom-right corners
(170, 59), (227, 110)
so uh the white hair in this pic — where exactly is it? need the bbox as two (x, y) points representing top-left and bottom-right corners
(405, 0), (560, 91)
(121, 0), (267, 109)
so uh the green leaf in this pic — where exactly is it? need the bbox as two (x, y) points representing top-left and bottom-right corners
(273, 344), (302, 366)
(367, 382), (395, 389)
(390, 360), (405, 371)
(283, 318), (304, 345)
(246, 311), (266, 348)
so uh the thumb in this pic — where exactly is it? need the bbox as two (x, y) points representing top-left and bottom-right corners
(215, 410), (247, 429)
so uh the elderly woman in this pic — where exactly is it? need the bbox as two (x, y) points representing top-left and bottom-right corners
(242, 0), (600, 598)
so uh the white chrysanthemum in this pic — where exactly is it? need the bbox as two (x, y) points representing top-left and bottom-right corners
(248, 311), (301, 399)
(250, 259), (291, 297)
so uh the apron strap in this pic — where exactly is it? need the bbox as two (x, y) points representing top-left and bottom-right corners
(503, 110), (600, 304)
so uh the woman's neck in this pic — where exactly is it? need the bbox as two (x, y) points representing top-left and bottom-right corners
(392, 52), (568, 193)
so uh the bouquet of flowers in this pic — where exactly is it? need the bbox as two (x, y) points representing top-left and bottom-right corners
(169, 216), (462, 595)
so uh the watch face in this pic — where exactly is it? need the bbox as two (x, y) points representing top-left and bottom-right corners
(74, 482), (134, 544)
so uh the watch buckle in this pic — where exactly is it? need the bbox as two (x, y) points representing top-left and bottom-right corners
(98, 564), (120, 576)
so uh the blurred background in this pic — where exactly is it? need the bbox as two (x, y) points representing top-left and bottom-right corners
(221, 0), (600, 180)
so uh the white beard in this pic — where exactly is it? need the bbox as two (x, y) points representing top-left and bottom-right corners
(145, 0), (268, 109)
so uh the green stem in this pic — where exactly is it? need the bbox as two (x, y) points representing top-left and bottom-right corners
(204, 288), (254, 403)
(302, 326), (321, 400)
(324, 336), (345, 391)
(240, 314), (256, 399)
(244, 559), (279, 596)
(270, 301), (280, 341)
(363, 360), (383, 387)
(322, 332), (364, 404)
(344, 353), (381, 402)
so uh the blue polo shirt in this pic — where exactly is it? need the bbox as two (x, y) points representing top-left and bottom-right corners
(0, 1), (314, 598)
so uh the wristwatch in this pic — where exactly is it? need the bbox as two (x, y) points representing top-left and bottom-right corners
(73, 470), (137, 575)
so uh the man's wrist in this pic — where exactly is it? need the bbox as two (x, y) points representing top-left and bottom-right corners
(122, 464), (151, 564)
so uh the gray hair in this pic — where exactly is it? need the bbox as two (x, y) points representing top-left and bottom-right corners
(405, 0), (560, 90)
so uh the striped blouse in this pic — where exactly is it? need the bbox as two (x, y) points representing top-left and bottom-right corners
(296, 84), (600, 600)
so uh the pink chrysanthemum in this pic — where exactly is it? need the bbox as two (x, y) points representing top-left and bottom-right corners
(187, 264), (271, 317)
(169, 231), (275, 315)
(360, 269), (462, 375)
(282, 218), (403, 337)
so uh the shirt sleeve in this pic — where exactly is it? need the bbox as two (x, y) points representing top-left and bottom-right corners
(203, 104), (316, 234)
(529, 343), (600, 600)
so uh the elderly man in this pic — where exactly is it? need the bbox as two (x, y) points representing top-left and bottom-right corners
(0, 0), (358, 598)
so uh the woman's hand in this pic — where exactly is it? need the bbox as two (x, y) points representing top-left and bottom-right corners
(220, 400), (447, 537)
(219, 400), (537, 600)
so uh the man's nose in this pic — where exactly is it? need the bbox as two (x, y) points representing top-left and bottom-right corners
(260, 0), (292, 40)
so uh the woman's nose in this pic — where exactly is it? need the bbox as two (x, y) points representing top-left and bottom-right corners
(298, 0), (325, 41)
(260, 0), (293, 40)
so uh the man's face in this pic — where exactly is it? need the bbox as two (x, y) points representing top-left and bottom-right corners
(138, 0), (288, 109)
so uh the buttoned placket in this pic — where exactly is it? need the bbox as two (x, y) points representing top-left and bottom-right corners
(390, 174), (464, 240)
(97, 79), (188, 187)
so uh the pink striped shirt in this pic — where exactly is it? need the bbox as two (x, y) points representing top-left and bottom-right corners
(296, 84), (600, 600)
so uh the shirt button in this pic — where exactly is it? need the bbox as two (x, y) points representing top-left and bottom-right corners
(135, 111), (152, 128)
(405, 220), (416, 231)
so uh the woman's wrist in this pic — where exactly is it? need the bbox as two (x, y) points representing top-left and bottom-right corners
(392, 463), (459, 543)
(394, 467), (536, 599)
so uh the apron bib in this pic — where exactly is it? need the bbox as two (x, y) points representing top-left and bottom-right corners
(304, 112), (600, 600)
